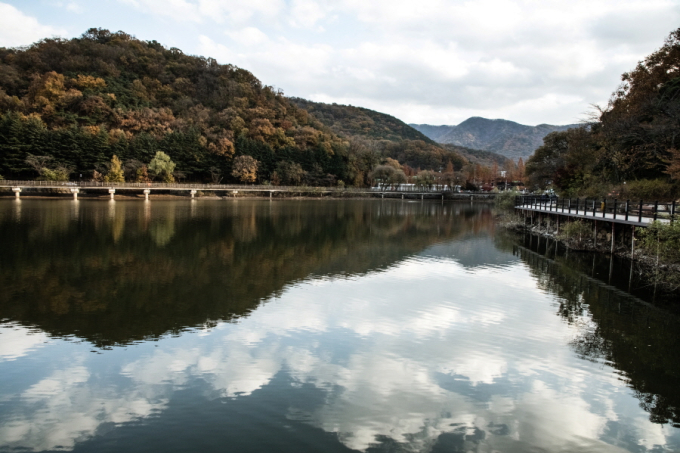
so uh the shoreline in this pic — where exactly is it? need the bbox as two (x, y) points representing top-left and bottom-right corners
(498, 212), (680, 296)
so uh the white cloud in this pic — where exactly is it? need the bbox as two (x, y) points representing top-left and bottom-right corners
(0, 3), (66, 47)
(66, 1), (83, 13)
(193, 0), (679, 124)
(288, 0), (327, 29)
(198, 34), (333, 85)
(225, 27), (269, 47)
(6, 0), (673, 124)
(119, 0), (285, 24)
(119, 0), (202, 22)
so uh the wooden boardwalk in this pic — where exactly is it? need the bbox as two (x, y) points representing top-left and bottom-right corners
(515, 196), (677, 228)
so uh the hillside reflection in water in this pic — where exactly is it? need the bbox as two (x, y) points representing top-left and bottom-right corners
(0, 199), (678, 453)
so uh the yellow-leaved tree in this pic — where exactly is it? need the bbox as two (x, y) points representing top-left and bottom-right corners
(148, 151), (176, 183)
(104, 155), (125, 182)
(232, 156), (258, 184)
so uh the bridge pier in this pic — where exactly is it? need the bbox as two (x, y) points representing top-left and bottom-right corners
(143, 189), (150, 200)
(190, 189), (197, 198)
(109, 188), (115, 200)
(70, 188), (79, 200)
(12, 187), (21, 198)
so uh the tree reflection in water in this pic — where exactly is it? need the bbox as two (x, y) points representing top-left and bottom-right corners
(509, 234), (680, 428)
(3, 201), (679, 452)
(0, 199), (493, 347)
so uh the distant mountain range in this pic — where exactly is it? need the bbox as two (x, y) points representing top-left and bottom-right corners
(410, 117), (580, 161)
(290, 99), (514, 169)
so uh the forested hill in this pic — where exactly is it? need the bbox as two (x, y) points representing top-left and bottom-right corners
(289, 98), (436, 144)
(0, 29), (362, 185)
(445, 145), (513, 169)
(288, 98), (468, 173)
(411, 117), (578, 160)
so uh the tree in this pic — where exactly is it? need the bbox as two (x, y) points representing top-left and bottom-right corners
(666, 148), (680, 180)
(232, 155), (258, 183)
(25, 154), (53, 177)
(516, 157), (526, 183)
(25, 154), (72, 181)
(384, 157), (401, 170)
(415, 170), (436, 190)
(274, 161), (305, 185)
(369, 165), (406, 189)
(123, 159), (144, 181)
(209, 166), (223, 184)
(148, 151), (176, 183)
(136, 165), (150, 183)
(104, 155), (125, 182)
(595, 28), (680, 182)
(525, 127), (595, 193)
(389, 168), (407, 188)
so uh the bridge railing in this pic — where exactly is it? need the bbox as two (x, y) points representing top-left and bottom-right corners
(0, 180), (346, 191)
(515, 196), (678, 223)
(0, 180), (463, 194)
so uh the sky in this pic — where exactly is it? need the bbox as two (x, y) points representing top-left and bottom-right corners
(0, 0), (679, 126)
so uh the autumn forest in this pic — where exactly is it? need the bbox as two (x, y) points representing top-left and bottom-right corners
(1, 26), (680, 197)
(0, 28), (526, 189)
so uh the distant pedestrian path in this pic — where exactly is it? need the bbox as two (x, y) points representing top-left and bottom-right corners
(0, 180), (493, 200)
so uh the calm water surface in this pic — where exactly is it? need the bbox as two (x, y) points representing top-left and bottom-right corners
(0, 199), (679, 452)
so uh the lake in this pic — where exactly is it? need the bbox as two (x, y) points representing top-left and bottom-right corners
(0, 198), (678, 452)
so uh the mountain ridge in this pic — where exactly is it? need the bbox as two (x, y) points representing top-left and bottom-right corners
(411, 117), (579, 161)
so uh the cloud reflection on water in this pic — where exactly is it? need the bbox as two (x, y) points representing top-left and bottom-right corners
(0, 324), (49, 361)
(1, 248), (675, 452)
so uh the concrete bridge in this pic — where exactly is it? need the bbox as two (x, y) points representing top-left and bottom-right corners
(1, 180), (496, 201)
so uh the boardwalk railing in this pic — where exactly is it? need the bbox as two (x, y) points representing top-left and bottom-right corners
(515, 196), (677, 224)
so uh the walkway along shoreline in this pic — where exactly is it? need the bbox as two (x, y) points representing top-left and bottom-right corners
(0, 180), (497, 202)
(499, 204), (680, 298)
